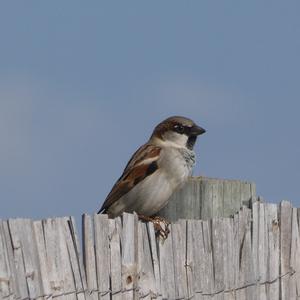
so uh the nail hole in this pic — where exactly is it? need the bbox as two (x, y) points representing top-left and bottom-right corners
(126, 275), (132, 284)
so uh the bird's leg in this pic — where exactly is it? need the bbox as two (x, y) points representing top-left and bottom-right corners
(137, 214), (170, 239)
(152, 216), (170, 239)
(137, 214), (153, 222)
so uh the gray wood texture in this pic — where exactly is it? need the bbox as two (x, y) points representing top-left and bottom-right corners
(158, 176), (256, 222)
(0, 217), (88, 300)
(1, 177), (299, 300)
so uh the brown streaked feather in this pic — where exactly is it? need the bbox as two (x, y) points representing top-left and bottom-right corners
(98, 144), (161, 213)
(122, 143), (161, 173)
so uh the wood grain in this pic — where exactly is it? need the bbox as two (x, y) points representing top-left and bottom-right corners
(0, 178), (299, 300)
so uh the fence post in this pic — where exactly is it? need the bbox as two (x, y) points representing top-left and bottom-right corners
(158, 176), (256, 222)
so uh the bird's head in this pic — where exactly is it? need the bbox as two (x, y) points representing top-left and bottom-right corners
(150, 116), (206, 150)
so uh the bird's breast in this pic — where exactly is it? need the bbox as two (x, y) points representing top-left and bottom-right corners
(106, 147), (196, 217)
(158, 147), (196, 188)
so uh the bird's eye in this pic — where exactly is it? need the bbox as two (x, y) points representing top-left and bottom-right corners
(174, 124), (185, 134)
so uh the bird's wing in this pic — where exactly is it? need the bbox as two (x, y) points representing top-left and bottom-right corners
(98, 144), (161, 214)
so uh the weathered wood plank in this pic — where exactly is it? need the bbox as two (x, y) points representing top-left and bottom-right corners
(242, 208), (256, 300)
(1, 221), (20, 300)
(289, 208), (299, 299)
(147, 222), (162, 300)
(294, 207), (300, 298)
(108, 218), (122, 300)
(8, 218), (44, 300)
(257, 202), (267, 300)
(0, 221), (14, 300)
(230, 212), (239, 300)
(94, 214), (110, 300)
(251, 201), (259, 286)
(240, 181), (252, 207)
(158, 177), (256, 222)
(71, 216), (89, 300)
(172, 220), (188, 299)
(280, 201), (293, 300)
(200, 178), (214, 220)
(186, 220), (197, 299)
(176, 179), (202, 221)
(201, 220), (214, 296)
(33, 220), (53, 300)
(187, 219), (215, 300)
(82, 214), (98, 300)
(121, 213), (138, 300)
(43, 218), (76, 300)
(158, 224), (176, 299)
(211, 218), (225, 295)
(212, 180), (224, 218)
(6, 219), (29, 300)
(62, 217), (86, 300)
(223, 181), (233, 218)
(223, 218), (235, 292)
(265, 204), (279, 300)
(136, 222), (157, 299)
(235, 208), (249, 300)
(231, 181), (242, 218)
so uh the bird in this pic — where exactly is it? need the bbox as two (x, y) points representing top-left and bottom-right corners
(98, 116), (205, 234)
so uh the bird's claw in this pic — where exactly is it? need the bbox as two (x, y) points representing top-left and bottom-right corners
(138, 214), (170, 239)
(152, 216), (170, 239)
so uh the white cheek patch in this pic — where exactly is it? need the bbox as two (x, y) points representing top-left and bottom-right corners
(162, 131), (188, 148)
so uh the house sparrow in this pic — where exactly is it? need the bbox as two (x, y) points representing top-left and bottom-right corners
(98, 116), (206, 221)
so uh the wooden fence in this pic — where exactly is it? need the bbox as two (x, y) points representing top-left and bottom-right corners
(0, 178), (299, 300)
(158, 177), (256, 221)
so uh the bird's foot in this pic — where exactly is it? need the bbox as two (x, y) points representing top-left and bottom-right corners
(152, 216), (170, 239)
(138, 214), (170, 239)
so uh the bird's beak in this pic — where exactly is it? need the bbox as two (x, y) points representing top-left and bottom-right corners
(191, 125), (206, 136)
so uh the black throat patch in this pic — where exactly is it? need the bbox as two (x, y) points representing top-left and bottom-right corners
(186, 135), (197, 150)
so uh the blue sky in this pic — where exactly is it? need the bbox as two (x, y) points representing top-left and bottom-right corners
(1, 1), (300, 223)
